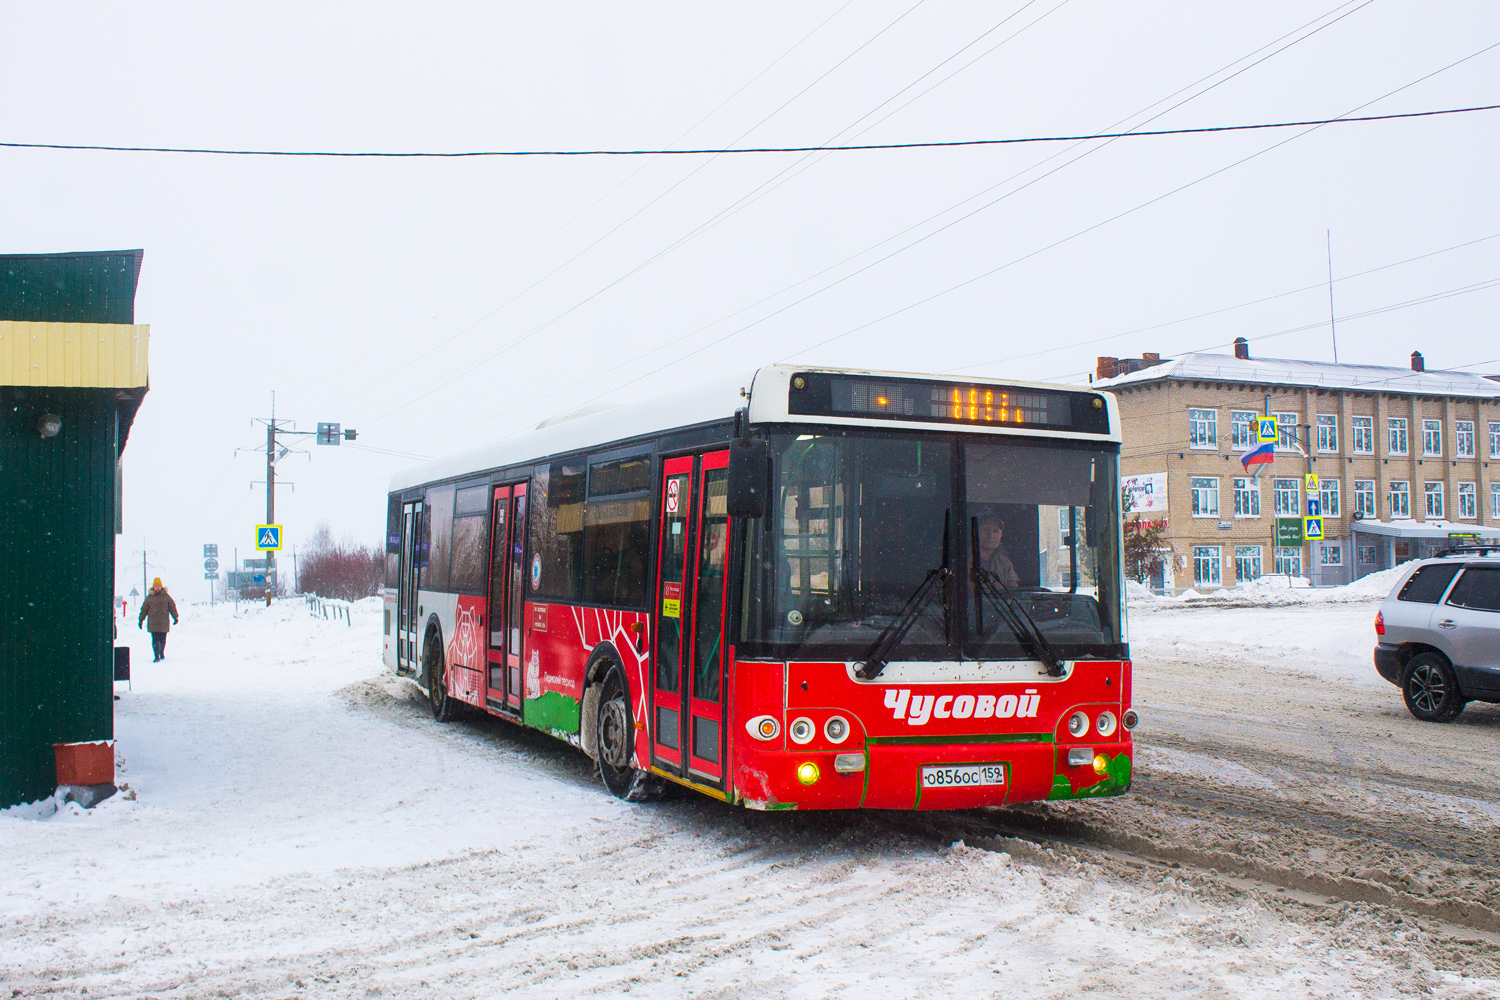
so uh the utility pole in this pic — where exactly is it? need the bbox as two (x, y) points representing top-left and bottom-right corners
(266, 392), (276, 605)
(246, 392), (358, 604)
(1326, 230), (1338, 363)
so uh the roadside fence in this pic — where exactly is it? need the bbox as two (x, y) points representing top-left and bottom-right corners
(305, 594), (354, 627)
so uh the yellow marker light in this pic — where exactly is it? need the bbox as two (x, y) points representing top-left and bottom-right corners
(796, 762), (821, 786)
(1092, 755), (1109, 775)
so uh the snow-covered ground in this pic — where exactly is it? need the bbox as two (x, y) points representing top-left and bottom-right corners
(3, 592), (1496, 998)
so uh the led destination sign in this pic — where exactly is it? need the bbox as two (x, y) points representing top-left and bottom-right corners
(787, 372), (1110, 434)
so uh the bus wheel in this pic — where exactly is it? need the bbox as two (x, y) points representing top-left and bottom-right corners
(425, 631), (458, 723)
(1402, 652), (1465, 722)
(597, 665), (664, 801)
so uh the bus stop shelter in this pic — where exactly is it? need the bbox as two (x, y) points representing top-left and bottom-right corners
(0, 249), (149, 809)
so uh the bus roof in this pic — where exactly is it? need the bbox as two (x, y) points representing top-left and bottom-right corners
(389, 364), (1120, 493)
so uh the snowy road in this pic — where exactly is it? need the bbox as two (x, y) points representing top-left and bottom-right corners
(3, 597), (1498, 998)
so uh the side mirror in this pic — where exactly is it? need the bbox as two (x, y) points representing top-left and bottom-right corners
(727, 437), (769, 518)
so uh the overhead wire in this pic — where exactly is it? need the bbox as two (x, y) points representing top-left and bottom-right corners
(341, 0), (936, 426)
(776, 37), (1500, 365)
(291, 0), (860, 406)
(8, 105), (1495, 158)
(943, 230), (1500, 375)
(352, 1), (1056, 428)
(428, 0), (1380, 439)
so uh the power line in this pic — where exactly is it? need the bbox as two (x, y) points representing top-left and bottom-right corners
(389, 1), (1375, 441)
(942, 230), (1500, 376)
(8, 105), (1495, 160)
(779, 40), (1500, 365)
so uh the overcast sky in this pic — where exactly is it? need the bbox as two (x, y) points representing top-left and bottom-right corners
(4, 2), (1497, 599)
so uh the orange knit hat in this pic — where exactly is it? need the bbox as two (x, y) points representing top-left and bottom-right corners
(152, 577), (163, 588)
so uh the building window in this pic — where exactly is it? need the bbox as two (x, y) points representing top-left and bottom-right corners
(1275, 412), (1300, 451)
(1354, 480), (1376, 518)
(1234, 546), (1262, 582)
(1422, 419), (1442, 457)
(1230, 410), (1256, 449)
(1358, 544), (1377, 566)
(1273, 478), (1300, 516)
(1316, 414), (1338, 452)
(1193, 546), (1222, 586)
(1390, 481), (1410, 517)
(1491, 422), (1500, 459)
(1492, 482), (1500, 519)
(1190, 477), (1219, 517)
(1320, 479), (1340, 518)
(1388, 418), (1408, 456)
(1274, 546), (1303, 576)
(1320, 544), (1343, 566)
(1351, 415), (1374, 454)
(1232, 477), (1260, 517)
(1456, 420), (1475, 459)
(1458, 481), (1477, 519)
(1424, 481), (1443, 518)
(1189, 409), (1218, 449)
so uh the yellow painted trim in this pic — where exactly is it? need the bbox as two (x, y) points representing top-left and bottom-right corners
(648, 766), (728, 801)
(0, 321), (149, 388)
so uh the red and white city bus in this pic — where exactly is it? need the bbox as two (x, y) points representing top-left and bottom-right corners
(384, 365), (1134, 809)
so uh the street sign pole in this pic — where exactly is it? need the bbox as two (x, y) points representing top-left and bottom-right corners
(266, 394), (276, 605)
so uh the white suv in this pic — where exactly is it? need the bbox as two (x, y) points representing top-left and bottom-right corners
(1374, 547), (1500, 722)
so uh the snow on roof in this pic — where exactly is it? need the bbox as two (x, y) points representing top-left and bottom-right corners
(1094, 352), (1500, 399)
(1348, 518), (1500, 540)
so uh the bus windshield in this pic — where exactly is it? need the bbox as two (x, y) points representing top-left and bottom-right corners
(738, 428), (1124, 662)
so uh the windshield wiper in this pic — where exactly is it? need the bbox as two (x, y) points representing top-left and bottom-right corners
(858, 513), (949, 681)
(970, 517), (1065, 677)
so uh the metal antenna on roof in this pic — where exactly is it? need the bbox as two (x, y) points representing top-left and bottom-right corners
(1326, 230), (1338, 363)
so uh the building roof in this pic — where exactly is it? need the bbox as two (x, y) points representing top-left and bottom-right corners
(1094, 351), (1500, 400)
(0, 250), (144, 325)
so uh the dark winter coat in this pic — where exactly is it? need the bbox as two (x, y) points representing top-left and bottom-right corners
(139, 590), (179, 632)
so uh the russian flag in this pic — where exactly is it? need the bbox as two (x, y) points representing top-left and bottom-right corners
(1240, 441), (1275, 473)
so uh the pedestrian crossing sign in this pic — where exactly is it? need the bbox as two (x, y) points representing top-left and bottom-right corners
(1303, 516), (1324, 541)
(256, 524), (283, 551)
(1257, 417), (1279, 443)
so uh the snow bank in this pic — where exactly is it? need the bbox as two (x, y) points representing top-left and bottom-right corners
(1129, 562), (1410, 609)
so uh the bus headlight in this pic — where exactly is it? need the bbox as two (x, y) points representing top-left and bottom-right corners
(1067, 710), (1089, 738)
(824, 716), (850, 743)
(1095, 711), (1117, 737)
(746, 715), (780, 741)
(789, 717), (815, 745)
(796, 761), (820, 785)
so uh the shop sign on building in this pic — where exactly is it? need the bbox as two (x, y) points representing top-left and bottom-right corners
(1275, 517), (1304, 546)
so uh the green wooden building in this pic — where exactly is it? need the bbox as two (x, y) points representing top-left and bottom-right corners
(1, 250), (149, 808)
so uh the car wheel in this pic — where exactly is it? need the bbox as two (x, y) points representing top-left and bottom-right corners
(596, 665), (665, 801)
(1402, 651), (1465, 722)
(426, 630), (458, 723)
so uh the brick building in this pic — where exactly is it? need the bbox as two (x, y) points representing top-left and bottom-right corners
(1095, 341), (1500, 593)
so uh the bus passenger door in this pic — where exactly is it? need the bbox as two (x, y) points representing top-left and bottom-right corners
(485, 485), (513, 711)
(484, 483), (527, 714)
(651, 452), (731, 785)
(686, 452), (731, 784)
(396, 499), (423, 677)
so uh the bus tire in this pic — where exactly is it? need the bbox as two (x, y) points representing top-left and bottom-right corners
(596, 664), (665, 802)
(1402, 651), (1465, 722)
(425, 629), (458, 723)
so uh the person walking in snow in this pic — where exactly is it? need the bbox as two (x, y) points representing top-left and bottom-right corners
(138, 578), (179, 661)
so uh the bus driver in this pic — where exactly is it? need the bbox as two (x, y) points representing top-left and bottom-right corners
(975, 512), (1021, 590)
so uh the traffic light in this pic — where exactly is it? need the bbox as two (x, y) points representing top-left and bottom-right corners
(316, 422), (341, 445)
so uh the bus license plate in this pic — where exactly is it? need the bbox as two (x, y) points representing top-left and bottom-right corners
(920, 763), (1005, 788)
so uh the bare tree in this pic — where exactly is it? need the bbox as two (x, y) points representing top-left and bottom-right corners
(299, 521), (384, 600)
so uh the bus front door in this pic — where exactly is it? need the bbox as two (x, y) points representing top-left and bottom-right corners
(396, 499), (423, 677)
(651, 451), (731, 786)
(485, 483), (528, 714)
